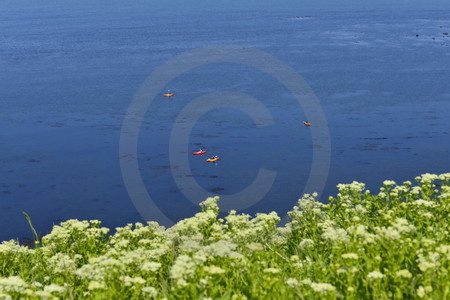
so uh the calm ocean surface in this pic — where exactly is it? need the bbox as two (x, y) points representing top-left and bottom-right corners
(1, 10), (449, 241)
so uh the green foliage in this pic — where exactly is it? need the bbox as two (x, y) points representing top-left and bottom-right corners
(0, 173), (449, 299)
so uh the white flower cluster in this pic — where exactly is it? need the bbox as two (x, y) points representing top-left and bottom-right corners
(395, 269), (412, 278)
(337, 181), (366, 193)
(0, 173), (448, 299)
(367, 271), (385, 280)
(0, 276), (28, 293)
(319, 220), (349, 243)
(417, 252), (440, 272)
(309, 282), (337, 294)
(341, 253), (359, 260)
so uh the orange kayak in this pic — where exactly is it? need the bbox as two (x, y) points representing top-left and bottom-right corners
(206, 157), (220, 162)
(163, 93), (175, 97)
(303, 121), (311, 126)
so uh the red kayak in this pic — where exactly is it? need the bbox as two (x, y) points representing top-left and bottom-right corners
(192, 150), (207, 155)
(163, 93), (175, 97)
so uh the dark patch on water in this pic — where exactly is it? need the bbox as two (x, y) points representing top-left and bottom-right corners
(192, 133), (220, 138)
(380, 146), (411, 151)
(211, 187), (225, 193)
(352, 143), (379, 151)
(27, 159), (40, 163)
(119, 154), (136, 162)
(50, 122), (64, 128)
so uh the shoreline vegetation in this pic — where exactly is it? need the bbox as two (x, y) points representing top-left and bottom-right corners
(1, 173), (449, 299)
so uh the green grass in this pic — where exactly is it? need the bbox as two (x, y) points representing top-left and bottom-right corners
(1, 173), (449, 299)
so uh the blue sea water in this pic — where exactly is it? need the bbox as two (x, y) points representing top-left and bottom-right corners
(1, 10), (449, 241)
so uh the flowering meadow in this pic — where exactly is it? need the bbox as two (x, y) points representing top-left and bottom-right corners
(1, 173), (449, 299)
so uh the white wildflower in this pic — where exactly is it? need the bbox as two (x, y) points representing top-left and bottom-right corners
(421, 239), (436, 247)
(246, 242), (263, 251)
(286, 278), (299, 288)
(310, 282), (337, 294)
(202, 240), (238, 258)
(321, 225), (349, 243)
(416, 285), (433, 298)
(34, 291), (53, 298)
(418, 173), (438, 183)
(44, 283), (66, 294)
(0, 276), (28, 293)
(47, 253), (77, 274)
(263, 268), (281, 274)
(436, 245), (450, 260)
(421, 212), (434, 218)
(367, 271), (385, 280)
(413, 199), (436, 207)
(392, 218), (416, 234)
(299, 239), (314, 249)
(411, 186), (421, 195)
(121, 276), (146, 287)
(438, 173), (450, 180)
(341, 253), (359, 260)
(0, 240), (32, 255)
(170, 255), (197, 283)
(395, 269), (412, 279)
(204, 266), (226, 275)
(142, 286), (158, 297)
(31, 282), (43, 289)
(290, 255), (299, 262)
(0, 293), (12, 300)
(141, 262), (162, 272)
(200, 196), (220, 213)
(88, 281), (106, 290)
(337, 181), (365, 193)
(301, 278), (312, 285)
(417, 253), (440, 272)
(383, 180), (396, 186)
(375, 226), (401, 240)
